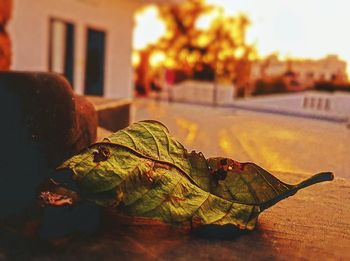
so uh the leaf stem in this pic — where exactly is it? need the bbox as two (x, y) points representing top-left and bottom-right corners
(260, 172), (334, 210)
(294, 172), (334, 191)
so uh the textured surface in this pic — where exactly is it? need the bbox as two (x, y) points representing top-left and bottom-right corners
(133, 99), (350, 178)
(0, 172), (348, 260)
(0, 97), (348, 259)
(101, 171), (350, 261)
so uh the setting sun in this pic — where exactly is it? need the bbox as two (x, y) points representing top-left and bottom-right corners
(134, 0), (350, 76)
(133, 5), (166, 50)
(205, 0), (350, 73)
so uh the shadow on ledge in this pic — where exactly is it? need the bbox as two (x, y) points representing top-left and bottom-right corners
(192, 224), (250, 240)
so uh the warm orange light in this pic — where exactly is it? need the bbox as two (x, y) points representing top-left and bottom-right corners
(132, 52), (141, 67)
(133, 6), (166, 50)
(175, 118), (198, 145)
(149, 51), (166, 67)
(248, 52), (258, 61)
(203, 53), (215, 63)
(234, 47), (245, 59)
(204, 0), (350, 77)
(164, 58), (176, 68)
(133, 1), (350, 79)
(197, 34), (211, 47)
(186, 51), (200, 65)
(195, 9), (221, 30)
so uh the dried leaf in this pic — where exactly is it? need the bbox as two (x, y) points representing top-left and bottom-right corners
(40, 191), (73, 206)
(188, 152), (333, 227)
(58, 121), (333, 230)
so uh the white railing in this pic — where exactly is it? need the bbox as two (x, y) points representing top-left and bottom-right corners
(153, 81), (350, 122)
(233, 91), (350, 122)
(162, 81), (234, 106)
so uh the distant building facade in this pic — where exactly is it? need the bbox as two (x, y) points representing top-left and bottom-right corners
(249, 54), (348, 93)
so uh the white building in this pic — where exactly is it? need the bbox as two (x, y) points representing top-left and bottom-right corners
(250, 54), (348, 91)
(8, 0), (177, 99)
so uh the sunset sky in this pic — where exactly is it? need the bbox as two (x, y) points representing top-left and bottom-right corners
(134, 0), (350, 73)
(206, 0), (350, 60)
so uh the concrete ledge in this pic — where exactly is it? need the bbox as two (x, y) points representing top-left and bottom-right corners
(97, 172), (350, 260)
(86, 96), (131, 132)
(0, 172), (348, 260)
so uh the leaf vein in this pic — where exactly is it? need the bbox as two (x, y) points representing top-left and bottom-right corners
(159, 126), (175, 164)
(210, 202), (235, 224)
(193, 192), (211, 216)
(139, 122), (161, 160)
(239, 174), (260, 204)
(137, 175), (183, 215)
(252, 164), (280, 196)
(120, 129), (138, 149)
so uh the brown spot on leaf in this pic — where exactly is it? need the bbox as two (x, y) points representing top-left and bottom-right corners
(164, 194), (185, 203)
(93, 146), (111, 163)
(143, 170), (155, 184)
(211, 158), (244, 180)
(154, 162), (172, 170)
(212, 168), (228, 180)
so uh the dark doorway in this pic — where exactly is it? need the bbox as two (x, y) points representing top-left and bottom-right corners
(49, 18), (75, 86)
(84, 28), (106, 96)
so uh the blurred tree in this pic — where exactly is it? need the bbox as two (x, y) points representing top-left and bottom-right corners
(134, 0), (257, 97)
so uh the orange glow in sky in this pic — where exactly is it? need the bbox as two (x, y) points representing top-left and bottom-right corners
(134, 0), (350, 73)
(205, 0), (350, 62)
(133, 5), (166, 50)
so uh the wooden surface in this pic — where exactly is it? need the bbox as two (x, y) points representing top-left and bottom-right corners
(0, 171), (349, 260)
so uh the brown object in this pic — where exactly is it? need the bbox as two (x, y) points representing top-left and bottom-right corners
(74, 95), (98, 152)
(0, 31), (11, 70)
(39, 191), (73, 207)
(0, 72), (97, 219)
(0, 72), (97, 166)
(0, 0), (11, 25)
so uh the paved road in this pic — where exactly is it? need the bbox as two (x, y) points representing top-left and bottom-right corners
(132, 99), (349, 178)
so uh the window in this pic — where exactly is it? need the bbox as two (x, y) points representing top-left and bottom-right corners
(84, 28), (106, 96)
(48, 18), (75, 86)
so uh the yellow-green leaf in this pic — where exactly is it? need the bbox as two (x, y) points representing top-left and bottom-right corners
(188, 152), (333, 211)
(58, 121), (333, 231)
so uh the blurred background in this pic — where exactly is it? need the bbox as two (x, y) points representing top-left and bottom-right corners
(2, 0), (350, 177)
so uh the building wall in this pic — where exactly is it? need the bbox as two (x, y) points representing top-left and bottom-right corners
(8, 0), (140, 99)
(250, 55), (348, 91)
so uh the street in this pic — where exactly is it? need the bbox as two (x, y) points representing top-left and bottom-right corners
(132, 99), (349, 178)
